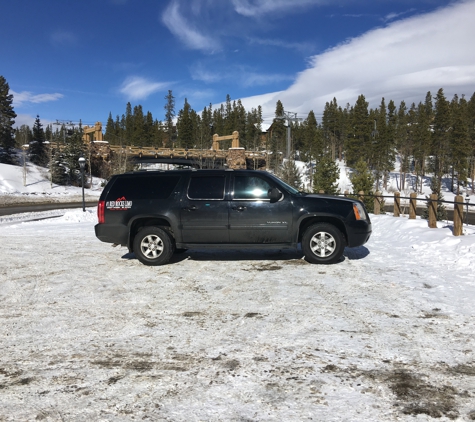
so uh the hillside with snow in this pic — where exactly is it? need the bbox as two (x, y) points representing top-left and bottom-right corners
(0, 161), (102, 207)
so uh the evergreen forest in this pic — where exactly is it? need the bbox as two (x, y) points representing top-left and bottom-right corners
(1, 74), (475, 196)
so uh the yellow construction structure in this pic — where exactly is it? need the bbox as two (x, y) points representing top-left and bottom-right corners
(78, 126), (268, 169)
(212, 131), (240, 149)
(82, 122), (104, 142)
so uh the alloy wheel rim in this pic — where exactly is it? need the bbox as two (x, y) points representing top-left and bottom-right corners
(141, 234), (164, 258)
(310, 231), (336, 258)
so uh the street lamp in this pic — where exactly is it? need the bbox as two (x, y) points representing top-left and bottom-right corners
(465, 194), (470, 226)
(78, 157), (86, 212)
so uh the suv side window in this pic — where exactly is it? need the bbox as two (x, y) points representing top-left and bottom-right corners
(188, 176), (225, 200)
(108, 175), (181, 200)
(233, 175), (272, 200)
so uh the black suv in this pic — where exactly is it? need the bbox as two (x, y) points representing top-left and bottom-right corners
(95, 169), (371, 266)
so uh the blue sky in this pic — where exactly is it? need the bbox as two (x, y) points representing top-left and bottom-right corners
(2, 0), (475, 130)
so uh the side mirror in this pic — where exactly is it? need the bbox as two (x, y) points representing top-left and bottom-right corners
(268, 187), (283, 203)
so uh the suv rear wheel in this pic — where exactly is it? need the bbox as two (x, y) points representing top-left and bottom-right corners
(133, 227), (174, 266)
(302, 223), (345, 264)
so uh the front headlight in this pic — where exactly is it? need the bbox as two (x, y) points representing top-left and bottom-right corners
(353, 203), (367, 221)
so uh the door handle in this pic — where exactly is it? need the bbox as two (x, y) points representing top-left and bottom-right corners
(232, 206), (247, 211)
(183, 205), (197, 211)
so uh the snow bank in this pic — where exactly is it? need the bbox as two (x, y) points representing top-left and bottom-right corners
(0, 162), (102, 206)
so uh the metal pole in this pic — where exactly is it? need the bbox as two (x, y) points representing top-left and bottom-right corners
(81, 169), (85, 212)
(79, 157), (86, 212)
(286, 124), (291, 159)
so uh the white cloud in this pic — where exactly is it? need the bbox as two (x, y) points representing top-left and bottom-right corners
(161, 0), (320, 53)
(161, 0), (220, 52)
(191, 63), (292, 88)
(119, 76), (169, 100)
(13, 114), (60, 128)
(231, 0), (324, 17)
(240, 71), (293, 88)
(50, 30), (78, 47)
(190, 63), (222, 83)
(238, 0), (475, 118)
(247, 37), (315, 54)
(12, 91), (64, 108)
(383, 8), (416, 23)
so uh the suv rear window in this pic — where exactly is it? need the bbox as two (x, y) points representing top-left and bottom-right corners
(188, 176), (225, 200)
(108, 174), (181, 200)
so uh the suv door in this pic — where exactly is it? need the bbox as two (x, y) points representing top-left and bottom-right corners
(180, 174), (229, 243)
(229, 174), (293, 244)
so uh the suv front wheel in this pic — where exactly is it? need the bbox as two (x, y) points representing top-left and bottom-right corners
(133, 226), (175, 266)
(302, 223), (345, 264)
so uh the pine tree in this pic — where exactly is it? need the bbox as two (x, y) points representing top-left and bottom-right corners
(300, 111), (323, 189)
(468, 92), (475, 192)
(412, 100), (432, 192)
(432, 88), (451, 187)
(449, 94), (471, 193)
(133, 105), (145, 146)
(15, 125), (33, 148)
(30, 115), (48, 167)
(270, 100), (286, 173)
(143, 111), (154, 147)
(350, 158), (375, 212)
(164, 90), (175, 147)
(177, 98), (194, 148)
(313, 155), (340, 194)
(124, 102), (133, 144)
(0, 75), (17, 164)
(371, 98), (395, 190)
(224, 94), (234, 135)
(153, 119), (166, 148)
(200, 104), (213, 150)
(383, 99), (397, 189)
(395, 101), (410, 191)
(422, 178), (447, 221)
(346, 95), (371, 167)
(63, 125), (85, 185)
(303, 110), (323, 161)
(104, 112), (115, 143)
(280, 159), (302, 190)
(245, 106), (262, 152)
(213, 105), (225, 138)
(322, 98), (340, 161)
(51, 149), (68, 185)
(190, 109), (200, 149)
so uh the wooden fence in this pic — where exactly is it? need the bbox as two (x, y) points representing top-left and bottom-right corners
(353, 191), (473, 237)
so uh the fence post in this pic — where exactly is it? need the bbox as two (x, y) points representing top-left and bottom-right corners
(344, 190), (349, 197)
(409, 192), (417, 219)
(358, 191), (364, 203)
(394, 192), (401, 217)
(374, 191), (381, 215)
(453, 195), (464, 236)
(428, 193), (438, 228)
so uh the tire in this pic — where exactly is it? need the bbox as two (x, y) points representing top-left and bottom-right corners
(133, 227), (174, 266)
(302, 223), (345, 264)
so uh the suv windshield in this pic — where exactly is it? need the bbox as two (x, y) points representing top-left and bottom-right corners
(266, 173), (303, 195)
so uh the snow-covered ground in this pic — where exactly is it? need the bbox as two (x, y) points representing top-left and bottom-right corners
(1, 208), (475, 421)
(1, 160), (475, 420)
